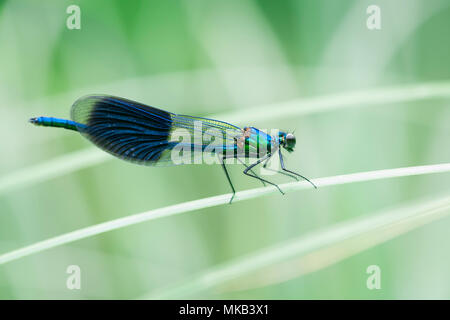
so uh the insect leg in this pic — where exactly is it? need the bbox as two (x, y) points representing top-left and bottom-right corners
(278, 149), (317, 189)
(237, 157), (266, 186)
(219, 154), (236, 204)
(230, 137), (265, 186)
(243, 154), (285, 195)
(262, 156), (299, 181)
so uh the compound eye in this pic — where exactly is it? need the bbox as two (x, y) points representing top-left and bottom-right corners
(285, 133), (296, 149)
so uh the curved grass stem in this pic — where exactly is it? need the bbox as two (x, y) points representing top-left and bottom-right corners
(0, 162), (449, 265)
(144, 194), (450, 299)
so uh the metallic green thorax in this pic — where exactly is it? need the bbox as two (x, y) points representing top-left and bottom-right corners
(240, 127), (273, 158)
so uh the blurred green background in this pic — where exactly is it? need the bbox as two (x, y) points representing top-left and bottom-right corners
(0, 0), (449, 299)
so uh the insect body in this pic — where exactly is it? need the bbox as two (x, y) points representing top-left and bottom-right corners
(30, 95), (316, 203)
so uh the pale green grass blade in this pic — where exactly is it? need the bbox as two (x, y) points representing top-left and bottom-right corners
(218, 81), (450, 124)
(0, 163), (449, 265)
(144, 194), (450, 299)
(0, 82), (449, 195)
(0, 148), (110, 194)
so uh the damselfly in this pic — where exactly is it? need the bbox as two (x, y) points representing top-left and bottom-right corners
(30, 95), (316, 203)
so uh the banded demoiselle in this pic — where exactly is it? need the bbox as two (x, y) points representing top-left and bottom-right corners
(30, 95), (316, 203)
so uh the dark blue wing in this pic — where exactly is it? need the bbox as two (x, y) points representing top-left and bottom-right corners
(71, 95), (243, 166)
(71, 95), (175, 165)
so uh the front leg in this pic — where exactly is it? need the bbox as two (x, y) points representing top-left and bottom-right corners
(262, 156), (299, 181)
(278, 149), (317, 189)
(237, 157), (266, 187)
(243, 153), (285, 195)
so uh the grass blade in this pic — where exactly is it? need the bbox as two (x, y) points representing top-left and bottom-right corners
(0, 162), (449, 265)
(0, 148), (110, 194)
(143, 194), (450, 299)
